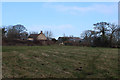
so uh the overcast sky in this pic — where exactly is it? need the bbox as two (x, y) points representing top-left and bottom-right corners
(2, 2), (118, 39)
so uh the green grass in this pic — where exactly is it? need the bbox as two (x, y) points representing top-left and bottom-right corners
(2, 46), (119, 78)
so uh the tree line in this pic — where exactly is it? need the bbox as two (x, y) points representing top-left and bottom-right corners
(1, 22), (120, 47)
(81, 22), (120, 47)
(1, 24), (53, 40)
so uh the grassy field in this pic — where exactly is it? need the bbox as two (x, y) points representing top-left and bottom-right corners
(2, 46), (119, 78)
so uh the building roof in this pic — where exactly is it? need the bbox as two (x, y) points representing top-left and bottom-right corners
(28, 31), (47, 40)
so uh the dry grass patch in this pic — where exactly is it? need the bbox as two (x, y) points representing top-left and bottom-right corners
(2, 46), (119, 78)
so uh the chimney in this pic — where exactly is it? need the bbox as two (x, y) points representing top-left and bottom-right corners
(40, 31), (43, 34)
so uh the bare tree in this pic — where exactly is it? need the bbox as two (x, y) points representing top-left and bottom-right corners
(107, 23), (118, 46)
(81, 30), (95, 40)
(20, 32), (28, 40)
(93, 22), (109, 38)
(7, 24), (27, 40)
(93, 22), (110, 46)
(81, 30), (96, 46)
(44, 30), (53, 40)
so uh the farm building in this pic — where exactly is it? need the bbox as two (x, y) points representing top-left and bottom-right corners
(28, 31), (47, 41)
(58, 37), (82, 46)
(58, 37), (82, 43)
